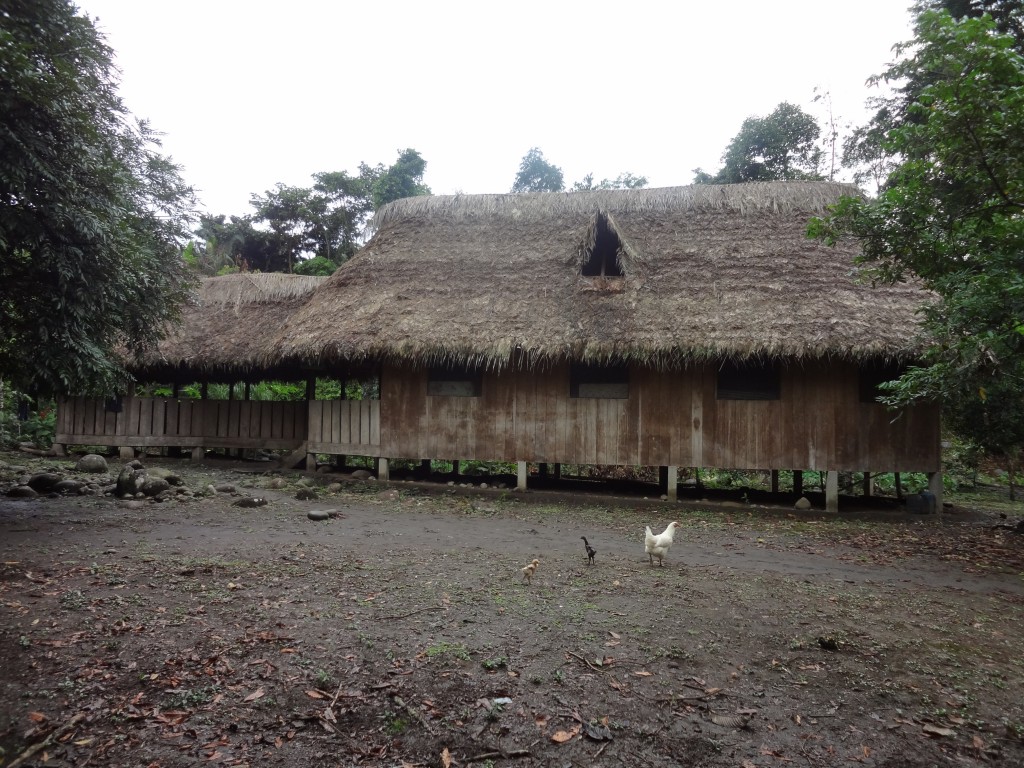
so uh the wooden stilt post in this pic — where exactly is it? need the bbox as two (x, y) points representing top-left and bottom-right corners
(770, 469), (779, 494)
(554, 463), (562, 480)
(659, 466), (669, 493)
(420, 459), (431, 476)
(376, 457), (389, 482)
(927, 471), (943, 510)
(517, 461), (528, 492)
(894, 472), (903, 499)
(452, 460), (460, 477)
(862, 472), (873, 497)
(539, 462), (549, 478)
(793, 470), (803, 496)
(666, 466), (678, 501)
(826, 470), (839, 513)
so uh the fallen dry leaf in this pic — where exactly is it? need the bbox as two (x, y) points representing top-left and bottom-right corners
(922, 724), (955, 738)
(243, 687), (266, 702)
(551, 725), (580, 743)
(305, 690), (326, 699)
(28, 711), (47, 723)
(633, 670), (652, 677)
(441, 746), (452, 767)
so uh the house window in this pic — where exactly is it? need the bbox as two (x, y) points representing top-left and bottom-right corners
(570, 363), (629, 399)
(427, 365), (482, 397)
(581, 213), (624, 277)
(716, 360), (780, 400)
(859, 361), (904, 404)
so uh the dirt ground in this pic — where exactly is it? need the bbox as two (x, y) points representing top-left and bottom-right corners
(1, 451), (1023, 768)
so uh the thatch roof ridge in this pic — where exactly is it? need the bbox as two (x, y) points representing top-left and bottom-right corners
(372, 180), (861, 230)
(198, 273), (326, 307)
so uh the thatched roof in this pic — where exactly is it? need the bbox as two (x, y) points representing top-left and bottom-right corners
(132, 273), (326, 382)
(266, 182), (932, 372)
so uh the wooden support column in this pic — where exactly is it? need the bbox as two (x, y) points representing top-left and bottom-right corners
(894, 472), (903, 499)
(244, 382), (251, 400)
(306, 452), (317, 472)
(420, 459), (432, 476)
(376, 457), (389, 482)
(452, 460), (460, 476)
(200, 381), (208, 399)
(659, 466), (669, 492)
(119, 446), (135, 460)
(825, 470), (839, 513)
(862, 472), (873, 497)
(191, 446), (205, 462)
(539, 463), (549, 477)
(554, 463), (561, 480)
(665, 466), (678, 501)
(305, 377), (315, 401)
(517, 461), (528, 492)
(927, 471), (944, 510)
(770, 470), (780, 494)
(793, 470), (803, 496)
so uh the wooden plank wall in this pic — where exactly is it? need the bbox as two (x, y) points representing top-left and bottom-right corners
(55, 397), (309, 451)
(306, 400), (381, 456)
(379, 361), (940, 472)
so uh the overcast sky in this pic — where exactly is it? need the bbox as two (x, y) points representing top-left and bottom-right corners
(75, 0), (915, 218)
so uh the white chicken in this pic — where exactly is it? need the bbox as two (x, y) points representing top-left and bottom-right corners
(644, 521), (680, 567)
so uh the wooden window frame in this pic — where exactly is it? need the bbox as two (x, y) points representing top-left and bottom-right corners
(716, 361), (781, 401)
(427, 365), (482, 397)
(570, 363), (629, 399)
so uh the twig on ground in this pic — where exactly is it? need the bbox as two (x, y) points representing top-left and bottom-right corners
(9, 713), (86, 768)
(393, 694), (435, 735)
(565, 650), (603, 672)
(466, 749), (532, 762)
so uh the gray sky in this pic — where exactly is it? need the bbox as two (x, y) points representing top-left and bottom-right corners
(76, 0), (915, 217)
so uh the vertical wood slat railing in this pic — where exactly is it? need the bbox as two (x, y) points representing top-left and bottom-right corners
(54, 397), (381, 457)
(305, 400), (381, 456)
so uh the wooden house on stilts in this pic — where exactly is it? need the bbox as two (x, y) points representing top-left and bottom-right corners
(55, 182), (941, 511)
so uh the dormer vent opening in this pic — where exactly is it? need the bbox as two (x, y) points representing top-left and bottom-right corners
(581, 213), (624, 277)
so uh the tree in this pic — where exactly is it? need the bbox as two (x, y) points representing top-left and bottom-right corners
(571, 172), (649, 191)
(694, 102), (824, 183)
(358, 148), (431, 210)
(0, 0), (196, 396)
(511, 148), (565, 193)
(809, 10), (1024, 473)
(242, 150), (429, 274)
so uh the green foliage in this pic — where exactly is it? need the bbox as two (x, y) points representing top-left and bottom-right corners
(229, 149), (429, 274)
(511, 148), (565, 193)
(293, 256), (338, 276)
(571, 172), (649, 191)
(694, 102), (824, 183)
(0, 0), (197, 396)
(359, 148), (431, 210)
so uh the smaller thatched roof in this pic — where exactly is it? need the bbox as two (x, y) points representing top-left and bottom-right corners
(131, 273), (326, 383)
(267, 182), (933, 372)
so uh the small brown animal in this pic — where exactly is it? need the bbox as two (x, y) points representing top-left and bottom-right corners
(521, 558), (540, 584)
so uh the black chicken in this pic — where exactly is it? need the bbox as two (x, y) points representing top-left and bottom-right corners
(580, 536), (596, 565)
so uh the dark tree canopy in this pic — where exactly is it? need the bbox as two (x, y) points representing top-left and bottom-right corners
(0, 0), (197, 396)
(201, 150), (431, 275)
(511, 148), (565, 193)
(694, 102), (823, 184)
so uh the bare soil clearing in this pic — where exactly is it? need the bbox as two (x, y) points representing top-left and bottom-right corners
(1, 452), (1023, 767)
